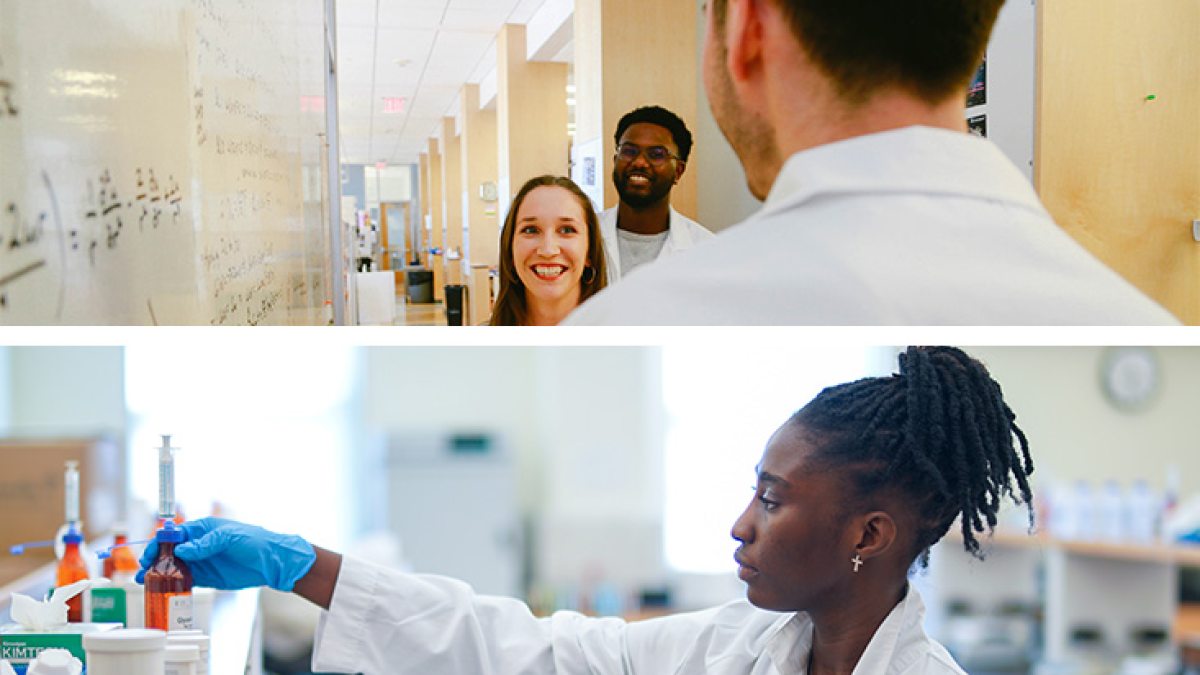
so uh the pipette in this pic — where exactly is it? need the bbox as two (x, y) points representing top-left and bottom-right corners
(96, 538), (152, 560)
(9, 540), (55, 556)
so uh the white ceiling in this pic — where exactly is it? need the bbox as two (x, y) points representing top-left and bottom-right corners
(335, 0), (554, 167)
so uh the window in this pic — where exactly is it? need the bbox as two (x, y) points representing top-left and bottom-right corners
(662, 345), (887, 573)
(125, 344), (359, 548)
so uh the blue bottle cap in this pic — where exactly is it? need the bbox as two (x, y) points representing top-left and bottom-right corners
(62, 531), (83, 544)
(156, 522), (186, 543)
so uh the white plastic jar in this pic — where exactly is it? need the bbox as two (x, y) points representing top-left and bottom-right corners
(163, 644), (199, 675)
(125, 581), (146, 628)
(83, 628), (167, 675)
(25, 649), (82, 675)
(167, 630), (211, 675)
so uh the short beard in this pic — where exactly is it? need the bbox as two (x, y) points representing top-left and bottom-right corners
(613, 169), (672, 210)
(708, 40), (777, 200)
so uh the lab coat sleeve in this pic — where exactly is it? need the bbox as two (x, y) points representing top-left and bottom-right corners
(310, 555), (642, 675)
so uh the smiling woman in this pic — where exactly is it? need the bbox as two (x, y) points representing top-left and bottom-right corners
(489, 175), (607, 326)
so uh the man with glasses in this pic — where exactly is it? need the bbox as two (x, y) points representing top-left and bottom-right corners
(568, 1), (1177, 325)
(601, 106), (713, 284)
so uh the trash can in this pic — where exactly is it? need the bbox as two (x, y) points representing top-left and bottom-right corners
(444, 284), (466, 326)
(406, 269), (433, 304)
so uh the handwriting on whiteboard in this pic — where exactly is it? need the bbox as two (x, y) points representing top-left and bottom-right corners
(203, 239), (283, 325)
(76, 166), (184, 266)
(1, 166), (184, 313)
(0, 172), (61, 313)
(0, 57), (17, 118)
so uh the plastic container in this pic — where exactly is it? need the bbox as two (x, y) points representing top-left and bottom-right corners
(191, 588), (214, 634)
(125, 582), (146, 628)
(1126, 480), (1159, 542)
(1099, 480), (1125, 541)
(163, 644), (199, 675)
(25, 649), (81, 675)
(166, 631), (210, 675)
(83, 628), (166, 675)
(144, 524), (193, 631)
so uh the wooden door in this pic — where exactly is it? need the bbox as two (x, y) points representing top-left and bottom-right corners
(1036, 0), (1200, 323)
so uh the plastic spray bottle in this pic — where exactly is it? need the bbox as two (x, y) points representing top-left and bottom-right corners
(144, 435), (194, 631)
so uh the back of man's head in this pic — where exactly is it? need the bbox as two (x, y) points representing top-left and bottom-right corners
(714, 0), (1004, 106)
(614, 106), (694, 162)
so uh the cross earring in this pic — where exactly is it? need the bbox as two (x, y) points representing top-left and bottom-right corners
(851, 554), (864, 572)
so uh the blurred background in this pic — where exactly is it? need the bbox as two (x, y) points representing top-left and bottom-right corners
(0, 343), (1198, 674)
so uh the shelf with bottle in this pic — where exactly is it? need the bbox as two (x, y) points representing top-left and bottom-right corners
(964, 527), (1200, 567)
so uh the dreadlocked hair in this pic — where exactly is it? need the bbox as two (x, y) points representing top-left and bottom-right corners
(791, 346), (1034, 566)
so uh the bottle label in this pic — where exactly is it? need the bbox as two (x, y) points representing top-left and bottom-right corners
(167, 593), (195, 630)
(90, 587), (128, 624)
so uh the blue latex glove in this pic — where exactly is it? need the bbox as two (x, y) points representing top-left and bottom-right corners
(136, 517), (316, 592)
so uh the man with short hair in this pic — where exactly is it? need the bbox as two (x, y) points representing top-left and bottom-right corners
(602, 106), (713, 284)
(568, 1), (1178, 325)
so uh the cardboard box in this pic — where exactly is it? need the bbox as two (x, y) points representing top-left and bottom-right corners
(0, 621), (121, 667)
(0, 439), (124, 587)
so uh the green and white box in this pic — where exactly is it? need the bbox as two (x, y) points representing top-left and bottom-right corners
(0, 622), (121, 667)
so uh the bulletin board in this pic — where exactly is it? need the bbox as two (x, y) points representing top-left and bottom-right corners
(0, 0), (331, 325)
(970, 0), (1037, 182)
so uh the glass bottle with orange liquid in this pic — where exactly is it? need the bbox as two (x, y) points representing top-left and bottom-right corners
(56, 527), (89, 622)
(102, 524), (140, 584)
(145, 435), (194, 631)
(144, 521), (194, 631)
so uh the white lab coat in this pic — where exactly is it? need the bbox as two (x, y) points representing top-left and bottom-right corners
(566, 126), (1179, 325)
(356, 222), (376, 258)
(599, 205), (715, 284)
(311, 556), (966, 675)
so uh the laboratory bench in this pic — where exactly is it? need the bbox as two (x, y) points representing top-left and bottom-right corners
(0, 561), (262, 673)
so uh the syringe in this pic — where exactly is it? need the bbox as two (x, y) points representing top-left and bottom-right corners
(158, 434), (179, 522)
(64, 460), (80, 530)
(8, 461), (86, 558)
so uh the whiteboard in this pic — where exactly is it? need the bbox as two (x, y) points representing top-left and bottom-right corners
(0, 0), (331, 324)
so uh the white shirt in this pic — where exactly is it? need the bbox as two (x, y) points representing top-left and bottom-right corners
(617, 229), (670, 278)
(599, 205), (715, 284)
(568, 127), (1179, 325)
(312, 556), (966, 675)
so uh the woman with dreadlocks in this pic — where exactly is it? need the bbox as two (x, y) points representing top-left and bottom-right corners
(136, 346), (1034, 675)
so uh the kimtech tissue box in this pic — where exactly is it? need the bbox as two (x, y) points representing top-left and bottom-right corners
(0, 622), (121, 669)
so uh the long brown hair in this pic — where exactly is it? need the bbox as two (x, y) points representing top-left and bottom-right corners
(489, 176), (607, 326)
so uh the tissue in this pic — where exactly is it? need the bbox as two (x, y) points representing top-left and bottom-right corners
(10, 580), (94, 631)
(27, 648), (82, 675)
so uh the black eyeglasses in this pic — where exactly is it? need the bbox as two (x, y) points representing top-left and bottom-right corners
(615, 143), (681, 166)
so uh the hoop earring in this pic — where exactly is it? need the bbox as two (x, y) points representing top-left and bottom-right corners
(581, 266), (596, 285)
